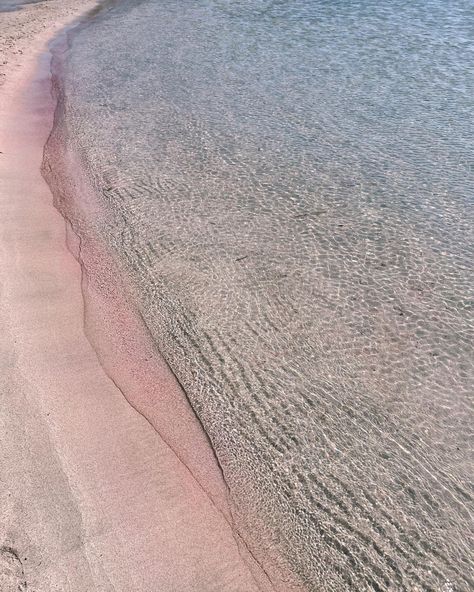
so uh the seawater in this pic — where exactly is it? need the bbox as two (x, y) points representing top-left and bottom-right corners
(48, 0), (473, 589)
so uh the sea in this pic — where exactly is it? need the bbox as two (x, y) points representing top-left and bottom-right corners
(45, 0), (474, 589)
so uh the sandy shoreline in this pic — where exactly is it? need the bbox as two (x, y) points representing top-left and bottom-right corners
(0, 3), (272, 590)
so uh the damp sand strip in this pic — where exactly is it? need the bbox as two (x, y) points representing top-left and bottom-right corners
(0, 4), (268, 590)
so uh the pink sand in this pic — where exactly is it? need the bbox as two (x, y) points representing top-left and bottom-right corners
(0, 14), (271, 591)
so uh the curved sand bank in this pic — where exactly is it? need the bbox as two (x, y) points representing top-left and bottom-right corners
(0, 5), (271, 590)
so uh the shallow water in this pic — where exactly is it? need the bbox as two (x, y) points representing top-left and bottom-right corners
(0, 0), (42, 12)
(47, 0), (473, 589)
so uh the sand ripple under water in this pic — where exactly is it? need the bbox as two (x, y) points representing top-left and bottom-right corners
(44, 0), (473, 589)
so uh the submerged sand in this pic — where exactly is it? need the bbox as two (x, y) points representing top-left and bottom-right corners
(52, 3), (473, 590)
(0, 3), (272, 590)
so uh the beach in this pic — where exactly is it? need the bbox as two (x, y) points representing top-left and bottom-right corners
(0, 3), (277, 590)
(1, 1), (473, 590)
(48, 0), (473, 589)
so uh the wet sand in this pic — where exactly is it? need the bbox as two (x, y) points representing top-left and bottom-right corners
(46, 2), (473, 589)
(0, 3), (271, 590)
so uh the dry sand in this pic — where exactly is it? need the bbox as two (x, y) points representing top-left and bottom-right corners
(0, 2), (270, 590)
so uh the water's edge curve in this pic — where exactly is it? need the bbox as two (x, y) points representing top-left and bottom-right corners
(41, 8), (302, 591)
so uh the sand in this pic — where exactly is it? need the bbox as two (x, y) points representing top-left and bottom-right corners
(0, 3), (271, 590)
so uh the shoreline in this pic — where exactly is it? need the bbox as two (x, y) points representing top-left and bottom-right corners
(0, 4), (272, 590)
(1, 1), (471, 590)
(43, 9), (305, 592)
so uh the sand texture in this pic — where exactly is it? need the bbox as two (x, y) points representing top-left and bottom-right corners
(0, 3), (271, 590)
(47, 2), (473, 590)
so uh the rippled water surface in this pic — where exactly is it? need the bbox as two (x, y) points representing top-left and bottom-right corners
(50, 0), (473, 589)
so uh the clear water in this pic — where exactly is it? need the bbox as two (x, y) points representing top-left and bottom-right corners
(48, 0), (473, 589)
